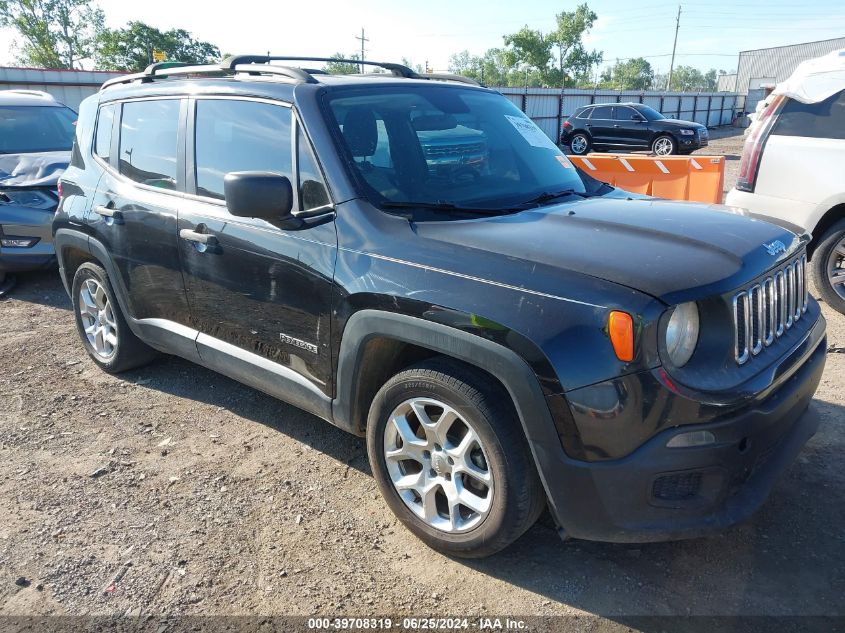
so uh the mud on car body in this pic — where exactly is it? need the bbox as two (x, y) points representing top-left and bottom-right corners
(53, 56), (826, 557)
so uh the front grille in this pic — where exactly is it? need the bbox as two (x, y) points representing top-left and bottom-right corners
(733, 254), (808, 365)
(423, 142), (486, 158)
(652, 472), (703, 501)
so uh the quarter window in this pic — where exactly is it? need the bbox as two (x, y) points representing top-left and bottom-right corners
(95, 104), (115, 161)
(591, 105), (613, 119)
(194, 99), (293, 201)
(772, 90), (845, 140)
(119, 99), (180, 188)
(576, 107), (593, 119)
(296, 126), (330, 210)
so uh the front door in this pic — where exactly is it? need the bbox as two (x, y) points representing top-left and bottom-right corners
(178, 97), (337, 401)
(612, 105), (650, 148)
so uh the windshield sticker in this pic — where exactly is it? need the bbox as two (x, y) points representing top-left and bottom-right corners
(504, 115), (559, 150)
(555, 155), (573, 169)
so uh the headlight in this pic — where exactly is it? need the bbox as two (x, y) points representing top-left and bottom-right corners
(679, 129), (695, 136)
(0, 189), (56, 210)
(665, 302), (699, 367)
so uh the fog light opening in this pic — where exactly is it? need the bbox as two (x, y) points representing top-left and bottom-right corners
(666, 430), (716, 448)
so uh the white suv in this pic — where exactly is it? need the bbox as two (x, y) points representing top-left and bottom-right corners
(726, 88), (845, 315)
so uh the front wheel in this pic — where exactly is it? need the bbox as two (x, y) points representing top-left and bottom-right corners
(651, 134), (677, 156)
(366, 358), (545, 558)
(569, 133), (591, 155)
(811, 219), (845, 315)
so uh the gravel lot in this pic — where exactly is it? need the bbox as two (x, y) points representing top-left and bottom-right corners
(2, 129), (843, 628)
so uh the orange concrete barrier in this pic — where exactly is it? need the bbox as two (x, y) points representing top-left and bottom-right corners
(568, 154), (725, 204)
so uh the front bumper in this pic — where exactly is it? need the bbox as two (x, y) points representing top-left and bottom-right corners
(543, 316), (826, 542)
(0, 207), (56, 273)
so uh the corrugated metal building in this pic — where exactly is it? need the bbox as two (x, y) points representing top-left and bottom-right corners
(735, 37), (845, 111)
(0, 67), (126, 110)
(716, 73), (737, 93)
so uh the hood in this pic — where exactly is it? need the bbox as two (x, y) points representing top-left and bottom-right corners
(657, 118), (705, 129)
(0, 151), (70, 187)
(415, 197), (804, 305)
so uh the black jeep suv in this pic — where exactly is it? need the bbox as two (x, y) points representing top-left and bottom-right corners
(53, 56), (826, 558)
(562, 102), (709, 156)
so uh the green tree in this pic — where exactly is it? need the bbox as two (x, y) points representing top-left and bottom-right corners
(0, 0), (104, 68)
(94, 21), (219, 71)
(602, 57), (654, 90)
(323, 52), (361, 75)
(503, 26), (552, 82)
(548, 3), (602, 86)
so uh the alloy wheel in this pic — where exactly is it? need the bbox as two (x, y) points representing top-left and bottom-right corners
(828, 236), (845, 300)
(383, 397), (494, 533)
(570, 135), (588, 154)
(78, 278), (118, 359)
(653, 137), (674, 156)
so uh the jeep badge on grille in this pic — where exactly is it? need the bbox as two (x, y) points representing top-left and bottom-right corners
(763, 240), (787, 256)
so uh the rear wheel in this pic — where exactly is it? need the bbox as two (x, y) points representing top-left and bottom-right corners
(367, 358), (545, 558)
(569, 133), (591, 155)
(71, 262), (157, 373)
(652, 134), (677, 156)
(811, 219), (845, 315)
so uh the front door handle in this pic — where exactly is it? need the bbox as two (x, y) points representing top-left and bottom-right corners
(94, 205), (123, 224)
(613, 124), (621, 128)
(180, 229), (218, 246)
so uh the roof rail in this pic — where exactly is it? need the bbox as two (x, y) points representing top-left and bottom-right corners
(0, 89), (55, 100)
(100, 55), (481, 90)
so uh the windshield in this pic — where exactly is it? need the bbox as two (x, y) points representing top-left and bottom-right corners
(326, 86), (589, 210)
(637, 105), (666, 121)
(0, 105), (77, 154)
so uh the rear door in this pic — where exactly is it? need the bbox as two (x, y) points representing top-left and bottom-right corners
(587, 105), (615, 146)
(87, 97), (194, 335)
(178, 97), (337, 400)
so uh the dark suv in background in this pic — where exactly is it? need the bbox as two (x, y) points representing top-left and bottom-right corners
(562, 102), (709, 156)
(54, 56), (825, 558)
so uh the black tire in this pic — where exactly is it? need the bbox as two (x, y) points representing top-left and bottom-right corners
(651, 134), (677, 156)
(71, 262), (157, 373)
(366, 357), (546, 558)
(810, 219), (845, 315)
(568, 132), (591, 155)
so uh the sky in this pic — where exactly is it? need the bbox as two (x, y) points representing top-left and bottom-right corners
(0, 0), (843, 75)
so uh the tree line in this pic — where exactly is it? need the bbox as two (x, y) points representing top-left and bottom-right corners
(0, 0), (730, 91)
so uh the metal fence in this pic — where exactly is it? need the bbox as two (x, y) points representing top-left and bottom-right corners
(494, 87), (740, 143)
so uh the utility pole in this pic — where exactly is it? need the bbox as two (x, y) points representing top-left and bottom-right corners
(666, 5), (681, 90)
(355, 28), (369, 73)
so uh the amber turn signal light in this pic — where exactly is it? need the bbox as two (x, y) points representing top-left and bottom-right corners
(608, 311), (634, 362)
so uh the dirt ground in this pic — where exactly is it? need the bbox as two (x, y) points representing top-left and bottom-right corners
(1, 130), (843, 629)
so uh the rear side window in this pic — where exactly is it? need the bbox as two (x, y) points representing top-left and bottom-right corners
(296, 126), (330, 210)
(772, 91), (845, 140)
(119, 99), (180, 188)
(591, 105), (613, 119)
(194, 99), (292, 201)
(95, 104), (115, 161)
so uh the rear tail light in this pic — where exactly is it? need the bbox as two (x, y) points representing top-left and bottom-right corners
(57, 180), (63, 199)
(736, 95), (785, 192)
(563, 120), (572, 130)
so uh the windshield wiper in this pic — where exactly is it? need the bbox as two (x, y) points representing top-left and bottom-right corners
(381, 201), (511, 216)
(516, 189), (598, 207)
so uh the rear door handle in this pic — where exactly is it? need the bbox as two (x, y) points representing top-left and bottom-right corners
(613, 124), (621, 128)
(180, 229), (218, 246)
(94, 205), (123, 223)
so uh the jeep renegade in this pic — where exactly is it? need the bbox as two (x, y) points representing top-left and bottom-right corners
(53, 56), (827, 558)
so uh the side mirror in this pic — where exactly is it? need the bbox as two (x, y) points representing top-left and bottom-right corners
(224, 171), (293, 220)
(632, 114), (646, 122)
